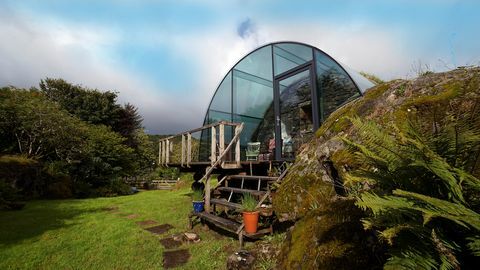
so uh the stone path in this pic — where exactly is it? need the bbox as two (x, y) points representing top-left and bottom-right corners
(105, 205), (199, 269)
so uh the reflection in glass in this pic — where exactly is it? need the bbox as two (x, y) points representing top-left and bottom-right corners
(315, 50), (360, 121)
(200, 42), (368, 162)
(210, 71), (232, 113)
(234, 45), (272, 81)
(278, 69), (312, 159)
(232, 68), (274, 157)
(273, 44), (312, 75)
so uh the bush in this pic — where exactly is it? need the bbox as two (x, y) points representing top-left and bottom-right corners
(0, 180), (25, 210)
(156, 167), (180, 179)
(45, 178), (72, 199)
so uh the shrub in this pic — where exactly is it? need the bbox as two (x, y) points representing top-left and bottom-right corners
(191, 189), (203, 201)
(240, 193), (257, 212)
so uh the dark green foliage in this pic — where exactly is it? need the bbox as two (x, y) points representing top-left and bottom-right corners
(342, 116), (480, 269)
(0, 80), (154, 200)
(39, 78), (155, 173)
(156, 167), (180, 179)
(39, 78), (122, 127)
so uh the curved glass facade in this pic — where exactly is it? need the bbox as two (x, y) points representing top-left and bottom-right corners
(202, 42), (374, 161)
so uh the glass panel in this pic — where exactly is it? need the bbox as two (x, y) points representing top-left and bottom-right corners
(207, 109), (232, 123)
(233, 114), (274, 161)
(210, 71), (232, 113)
(233, 69), (273, 118)
(208, 109), (233, 149)
(339, 63), (375, 93)
(232, 67), (274, 160)
(315, 50), (360, 120)
(274, 43), (312, 76)
(278, 69), (313, 159)
(234, 45), (272, 81)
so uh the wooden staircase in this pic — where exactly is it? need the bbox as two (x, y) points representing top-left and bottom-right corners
(189, 166), (289, 246)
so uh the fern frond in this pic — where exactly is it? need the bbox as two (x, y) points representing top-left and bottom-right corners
(385, 248), (437, 270)
(467, 237), (480, 256)
(393, 189), (480, 230)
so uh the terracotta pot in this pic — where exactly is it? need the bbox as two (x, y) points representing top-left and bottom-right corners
(243, 211), (259, 234)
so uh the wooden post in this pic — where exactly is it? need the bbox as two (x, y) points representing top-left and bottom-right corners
(162, 141), (167, 165)
(181, 134), (185, 167)
(166, 139), (170, 164)
(160, 141), (164, 165)
(219, 123), (225, 165)
(187, 133), (192, 167)
(211, 126), (217, 166)
(158, 141), (162, 165)
(235, 125), (241, 166)
(205, 167), (211, 213)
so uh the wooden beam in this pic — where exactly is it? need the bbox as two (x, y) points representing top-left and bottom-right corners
(205, 167), (211, 213)
(166, 139), (170, 164)
(210, 126), (216, 166)
(235, 125), (241, 166)
(187, 133), (192, 167)
(158, 140), (162, 165)
(219, 123), (225, 165)
(199, 123), (244, 184)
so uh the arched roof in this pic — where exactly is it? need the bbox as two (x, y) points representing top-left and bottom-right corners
(203, 41), (374, 118)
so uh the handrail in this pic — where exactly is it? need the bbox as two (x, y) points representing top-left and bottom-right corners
(158, 121), (243, 167)
(199, 122), (244, 183)
(202, 122), (244, 213)
(159, 121), (242, 142)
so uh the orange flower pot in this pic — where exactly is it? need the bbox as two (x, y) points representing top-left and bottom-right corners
(243, 211), (259, 234)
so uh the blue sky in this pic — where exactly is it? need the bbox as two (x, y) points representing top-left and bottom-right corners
(1, 0), (479, 134)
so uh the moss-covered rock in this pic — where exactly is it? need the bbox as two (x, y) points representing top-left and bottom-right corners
(273, 67), (480, 269)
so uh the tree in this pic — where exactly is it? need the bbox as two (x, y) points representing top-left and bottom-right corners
(39, 78), (122, 128)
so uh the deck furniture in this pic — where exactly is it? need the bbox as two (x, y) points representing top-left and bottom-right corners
(246, 142), (261, 161)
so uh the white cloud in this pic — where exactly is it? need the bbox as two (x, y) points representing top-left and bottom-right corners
(0, 8), (193, 134)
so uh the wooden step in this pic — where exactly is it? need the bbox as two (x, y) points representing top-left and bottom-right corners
(221, 162), (242, 169)
(210, 198), (241, 210)
(228, 175), (277, 181)
(192, 212), (241, 232)
(216, 187), (266, 196)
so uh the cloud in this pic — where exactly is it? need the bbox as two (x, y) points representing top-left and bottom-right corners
(2, 4), (476, 135)
(0, 7), (201, 134)
(237, 18), (255, 39)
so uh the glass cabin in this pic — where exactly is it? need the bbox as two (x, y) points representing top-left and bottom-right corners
(201, 42), (374, 162)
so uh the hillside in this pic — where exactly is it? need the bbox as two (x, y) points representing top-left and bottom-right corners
(273, 67), (480, 269)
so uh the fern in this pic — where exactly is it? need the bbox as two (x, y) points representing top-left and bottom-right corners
(342, 116), (480, 269)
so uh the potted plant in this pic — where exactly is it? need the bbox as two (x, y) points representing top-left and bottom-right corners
(191, 189), (204, 213)
(240, 193), (259, 234)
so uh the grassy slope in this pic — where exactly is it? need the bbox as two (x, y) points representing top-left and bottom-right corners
(0, 188), (236, 269)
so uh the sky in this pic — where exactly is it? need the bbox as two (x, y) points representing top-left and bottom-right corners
(1, 0), (479, 134)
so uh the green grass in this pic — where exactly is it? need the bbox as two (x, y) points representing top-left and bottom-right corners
(0, 187), (238, 269)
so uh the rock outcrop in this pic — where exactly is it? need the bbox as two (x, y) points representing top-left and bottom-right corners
(272, 67), (480, 269)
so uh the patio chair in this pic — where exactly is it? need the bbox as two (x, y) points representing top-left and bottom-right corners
(246, 142), (261, 161)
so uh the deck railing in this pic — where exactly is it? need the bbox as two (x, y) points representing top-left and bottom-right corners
(158, 121), (244, 168)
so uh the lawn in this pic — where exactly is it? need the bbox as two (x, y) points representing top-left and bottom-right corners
(0, 186), (238, 269)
